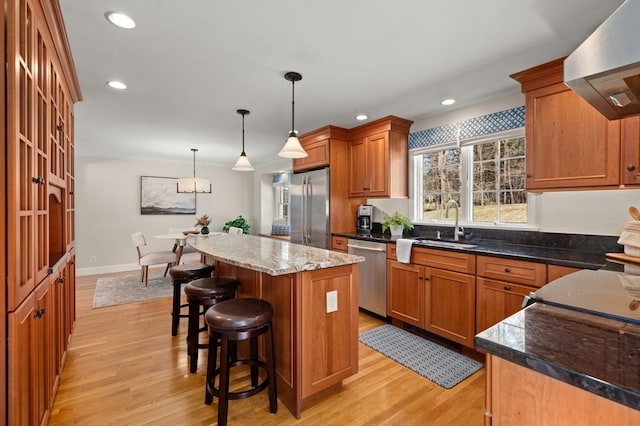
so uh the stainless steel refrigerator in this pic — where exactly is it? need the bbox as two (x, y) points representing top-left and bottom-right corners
(290, 168), (329, 249)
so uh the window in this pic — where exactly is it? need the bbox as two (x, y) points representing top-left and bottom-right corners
(413, 130), (528, 226)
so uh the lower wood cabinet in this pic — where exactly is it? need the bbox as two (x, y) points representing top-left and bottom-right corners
(7, 254), (75, 426)
(387, 246), (476, 348)
(487, 356), (640, 425)
(425, 267), (476, 347)
(476, 278), (533, 333)
(387, 260), (424, 326)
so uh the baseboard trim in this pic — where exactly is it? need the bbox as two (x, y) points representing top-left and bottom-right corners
(76, 263), (140, 276)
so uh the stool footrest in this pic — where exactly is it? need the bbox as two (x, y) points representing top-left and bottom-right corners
(206, 359), (270, 401)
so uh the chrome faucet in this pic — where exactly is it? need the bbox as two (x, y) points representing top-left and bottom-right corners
(444, 200), (464, 241)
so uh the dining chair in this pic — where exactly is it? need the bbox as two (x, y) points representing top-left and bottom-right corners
(227, 226), (243, 235)
(131, 231), (177, 286)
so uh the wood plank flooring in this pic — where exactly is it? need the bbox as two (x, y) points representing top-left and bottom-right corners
(49, 270), (486, 425)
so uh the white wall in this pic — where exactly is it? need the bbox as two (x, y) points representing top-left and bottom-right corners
(369, 91), (640, 237)
(76, 156), (253, 275)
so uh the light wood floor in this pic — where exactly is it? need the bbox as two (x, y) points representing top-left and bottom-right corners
(49, 270), (486, 425)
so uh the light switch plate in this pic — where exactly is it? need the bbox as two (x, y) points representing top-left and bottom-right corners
(326, 290), (338, 313)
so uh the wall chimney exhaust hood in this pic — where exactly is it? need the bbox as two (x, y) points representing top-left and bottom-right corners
(564, 0), (640, 120)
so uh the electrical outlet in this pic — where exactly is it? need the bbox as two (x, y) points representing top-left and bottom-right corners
(326, 290), (338, 313)
(90, 256), (97, 264)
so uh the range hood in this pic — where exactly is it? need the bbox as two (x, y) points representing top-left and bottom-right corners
(564, 0), (640, 120)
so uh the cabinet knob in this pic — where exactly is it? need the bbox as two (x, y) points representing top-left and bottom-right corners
(32, 176), (45, 184)
(503, 285), (512, 291)
(58, 276), (65, 284)
(504, 267), (512, 273)
(56, 124), (64, 132)
(525, 172), (532, 178)
(627, 164), (636, 172)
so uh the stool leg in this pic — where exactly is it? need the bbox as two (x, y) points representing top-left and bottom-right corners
(265, 324), (278, 413)
(218, 334), (231, 426)
(171, 279), (182, 336)
(250, 337), (259, 388)
(205, 332), (217, 405)
(187, 298), (199, 373)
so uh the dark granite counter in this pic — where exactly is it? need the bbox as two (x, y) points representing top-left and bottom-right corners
(333, 231), (618, 270)
(475, 303), (640, 410)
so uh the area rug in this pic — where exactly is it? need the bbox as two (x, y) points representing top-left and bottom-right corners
(359, 324), (483, 388)
(92, 272), (173, 308)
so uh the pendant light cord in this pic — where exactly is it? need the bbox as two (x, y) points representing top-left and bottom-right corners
(241, 113), (246, 154)
(290, 79), (295, 135)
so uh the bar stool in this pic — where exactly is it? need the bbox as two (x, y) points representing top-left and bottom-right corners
(204, 298), (277, 426)
(169, 263), (213, 336)
(184, 277), (239, 373)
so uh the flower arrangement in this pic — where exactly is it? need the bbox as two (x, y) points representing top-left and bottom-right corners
(381, 211), (414, 233)
(195, 214), (211, 227)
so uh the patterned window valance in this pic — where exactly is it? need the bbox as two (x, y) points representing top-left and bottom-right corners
(409, 106), (525, 150)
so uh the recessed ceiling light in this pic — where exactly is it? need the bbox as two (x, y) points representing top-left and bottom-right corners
(105, 12), (136, 29)
(107, 80), (127, 90)
(355, 114), (368, 121)
(441, 99), (456, 106)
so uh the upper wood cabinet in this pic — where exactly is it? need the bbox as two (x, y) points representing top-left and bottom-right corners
(348, 116), (413, 198)
(511, 58), (623, 191)
(621, 116), (640, 185)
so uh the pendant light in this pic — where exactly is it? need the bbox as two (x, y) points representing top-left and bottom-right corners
(278, 71), (308, 158)
(177, 148), (212, 193)
(232, 109), (255, 171)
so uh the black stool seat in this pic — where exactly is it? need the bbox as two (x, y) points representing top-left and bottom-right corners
(206, 298), (273, 330)
(184, 277), (238, 300)
(184, 277), (238, 373)
(169, 263), (213, 336)
(205, 298), (277, 426)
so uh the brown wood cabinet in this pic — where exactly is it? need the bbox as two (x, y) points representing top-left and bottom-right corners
(511, 57), (640, 191)
(387, 245), (476, 347)
(487, 356), (640, 425)
(387, 260), (424, 326)
(331, 236), (348, 252)
(348, 116), (413, 198)
(476, 255), (546, 333)
(4, 0), (81, 422)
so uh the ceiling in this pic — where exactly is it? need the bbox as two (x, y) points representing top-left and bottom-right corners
(59, 0), (625, 168)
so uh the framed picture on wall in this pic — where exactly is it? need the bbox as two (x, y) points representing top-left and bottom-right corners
(140, 176), (196, 215)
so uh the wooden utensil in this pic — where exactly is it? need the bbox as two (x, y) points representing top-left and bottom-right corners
(629, 206), (640, 221)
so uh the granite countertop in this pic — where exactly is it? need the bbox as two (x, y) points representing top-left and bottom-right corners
(475, 303), (640, 410)
(333, 232), (611, 270)
(190, 234), (364, 276)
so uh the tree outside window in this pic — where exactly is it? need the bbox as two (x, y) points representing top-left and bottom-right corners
(415, 134), (527, 225)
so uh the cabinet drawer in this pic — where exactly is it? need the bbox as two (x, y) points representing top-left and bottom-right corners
(332, 236), (348, 252)
(413, 246), (475, 274)
(547, 264), (580, 282)
(477, 255), (546, 287)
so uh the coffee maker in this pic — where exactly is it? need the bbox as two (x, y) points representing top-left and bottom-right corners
(356, 205), (373, 234)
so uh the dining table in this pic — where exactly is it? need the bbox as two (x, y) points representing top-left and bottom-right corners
(154, 231), (219, 264)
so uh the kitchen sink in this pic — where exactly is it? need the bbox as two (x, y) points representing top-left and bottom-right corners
(411, 237), (477, 249)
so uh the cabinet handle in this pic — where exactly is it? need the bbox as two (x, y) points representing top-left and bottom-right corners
(58, 276), (65, 284)
(503, 285), (512, 291)
(56, 124), (64, 132)
(34, 308), (45, 318)
(504, 267), (512, 273)
(424, 276), (430, 281)
(32, 176), (44, 184)
(627, 164), (636, 171)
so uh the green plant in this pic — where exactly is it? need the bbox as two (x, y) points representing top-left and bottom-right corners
(222, 215), (250, 234)
(381, 211), (414, 233)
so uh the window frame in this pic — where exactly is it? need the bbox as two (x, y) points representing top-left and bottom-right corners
(410, 128), (537, 230)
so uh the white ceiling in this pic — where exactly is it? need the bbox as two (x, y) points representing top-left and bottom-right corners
(59, 0), (625, 168)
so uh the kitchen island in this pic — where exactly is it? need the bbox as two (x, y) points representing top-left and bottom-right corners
(189, 234), (364, 418)
(475, 303), (640, 425)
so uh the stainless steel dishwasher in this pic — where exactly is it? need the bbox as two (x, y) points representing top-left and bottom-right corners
(347, 239), (387, 317)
